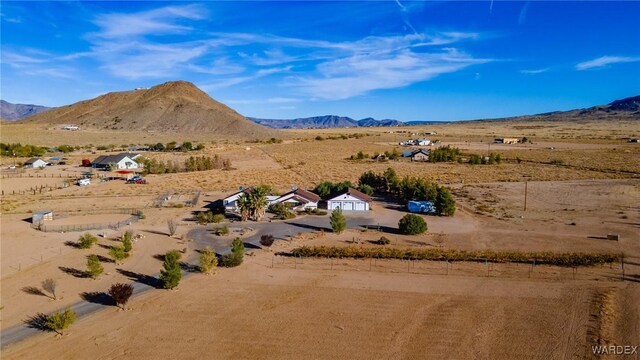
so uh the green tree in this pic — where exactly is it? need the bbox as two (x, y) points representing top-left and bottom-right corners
(109, 245), (127, 264)
(160, 250), (182, 289)
(78, 233), (97, 249)
(199, 247), (218, 274)
(358, 184), (374, 196)
(220, 237), (244, 267)
(330, 208), (347, 234)
(313, 181), (334, 198)
(236, 193), (251, 221)
(180, 142), (193, 151)
(398, 214), (428, 235)
(46, 307), (76, 335)
(435, 186), (456, 216)
(122, 231), (133, 253)
(86, 255), (103, 279)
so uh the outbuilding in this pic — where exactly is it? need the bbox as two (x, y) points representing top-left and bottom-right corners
(32, 210), (54, 225)
(410, 149), (430, 162)
(326, 187), (372, 211)
(24, 158), (48, 168)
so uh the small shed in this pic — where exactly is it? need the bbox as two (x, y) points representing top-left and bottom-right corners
(411, 149), (430, 162)
(24, 158), (48, 168)
(407, 201), (436, 214)
(32, 210), (54, 225)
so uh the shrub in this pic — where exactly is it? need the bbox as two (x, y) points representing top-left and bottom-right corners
(358, 184), (374, 196)
(378, 236), (391, 245)
(109, 283), (134, 309)
(260, 234), (275, 247)
(78, 233), (97, 249)
(194, 211), (214, 224)
(160, 250), (182, 289)
(398, 214), (428, 235)
(215, 225), (229, 236)
(221, 238), (244, 267)
(268, 203), (296, 220)
(199, 247), (218, 274)
(212, 214), (225, 223)
(167, 219), (178, 237)
(122, 231), (133, 253)
(46, 307), (76, 335)
(109, 245), (127, 264)
(42, 278), (57, 300)
(86, 255), (103, 279)
(330, 208), (346, 234)
(289, 246), (622, 267)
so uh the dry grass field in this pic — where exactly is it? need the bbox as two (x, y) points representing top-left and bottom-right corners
(1, 118), (639, 359)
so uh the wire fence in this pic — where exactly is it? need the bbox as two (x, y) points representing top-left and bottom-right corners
(268, 255), (626, 282)
(32, 209), (143, 232)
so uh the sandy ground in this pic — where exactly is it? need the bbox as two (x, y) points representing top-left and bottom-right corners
(1, 121), (639, 358)
(2, 249), (638, 360)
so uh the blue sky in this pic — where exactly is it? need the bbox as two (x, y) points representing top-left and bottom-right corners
(1, 1), (639, 121)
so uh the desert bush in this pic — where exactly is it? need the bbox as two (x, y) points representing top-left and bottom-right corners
(550, 159), (564, 165)
(268, 203), (296, 220)
(289, 246), (622, 267)
(42, 278), (57, 300)
(302, 208), (327, 216)
(109, 245), (127, 264)
(160, 250), (182, 289)
(86, 255), (103, 279)
(167, 219), (178, 237)
(122, 231), (133, 253)
(109, 283), (134, 309)
(215, 225), (229, 236)
(330, 208), (346, 234)
(398, 214), (428, 235)
(260, 234), (275, 247)
(220, 238), (244, 267)
(46, 307), (76, 335)
(199, 247), (218, 274)
(378, 236), (391, 245)
(78, 233), (97, 249)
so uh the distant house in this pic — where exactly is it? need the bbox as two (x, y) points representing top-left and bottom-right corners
(410, 149), (430, 162)
(91, 153), (141, 170)
(494, 138), (520, 144)
(32, 210), (53, 225)
(77, 178), (91, 186)
(24, 158), (48, 168)
(374, 153), (387, 161)
(62, 125), (79, 131)
(416, 138), (431, 146)
(326, 187), (372, 211)
(402, 150), (415, 158)
(270, 188), (321, 211)
(627, 138), (640, 143)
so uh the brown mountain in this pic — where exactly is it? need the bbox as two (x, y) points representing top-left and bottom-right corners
(21, 81), (276, 138)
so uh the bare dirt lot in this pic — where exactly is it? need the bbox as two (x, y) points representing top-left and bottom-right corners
(1, 120), (639, 358)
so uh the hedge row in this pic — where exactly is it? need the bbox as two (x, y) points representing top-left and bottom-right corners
(288, 246), (622, 267)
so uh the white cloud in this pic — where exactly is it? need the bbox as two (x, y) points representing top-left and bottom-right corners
(292, 49), (491, 100)
(91, 4), (206, 39)
(520, 68), (548, 74)
(576, 56), (640, 70)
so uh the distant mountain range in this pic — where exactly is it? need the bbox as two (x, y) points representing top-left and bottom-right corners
(248, 115), (403, 129)
(2, 89), (637, 132)
(0, 100), (51, 121)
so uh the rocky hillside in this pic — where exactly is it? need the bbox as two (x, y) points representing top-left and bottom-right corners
(20, 81), (276, 138)
(0, 100), (51, 121)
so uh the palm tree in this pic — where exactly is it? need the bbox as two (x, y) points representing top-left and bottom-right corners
(237, 193), (251, 222)
(250, 186), (270, 221)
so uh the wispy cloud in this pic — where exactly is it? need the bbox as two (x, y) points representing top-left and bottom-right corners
(576, 56), (640, 70)
(520, 68), (548, 74)
(293, 48), (491, 100)
(1, 50), (73, 78)
(91, 4), (206, 39)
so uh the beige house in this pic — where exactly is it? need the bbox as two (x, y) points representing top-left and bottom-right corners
(494, 138), (520, 144)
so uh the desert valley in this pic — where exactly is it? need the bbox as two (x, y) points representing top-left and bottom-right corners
(0, 80), (638, 359)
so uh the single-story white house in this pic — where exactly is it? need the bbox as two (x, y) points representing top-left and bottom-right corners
(24, 158), (48, 168)
(270, 188), (321, 211)
(77, 178), (90, 186)
(326, 187), (372, 211)
(221, 187), (252, 211)
(32, 210), (53, 225)
(416, 138), (431, 146)
(92, 153), (141, 170)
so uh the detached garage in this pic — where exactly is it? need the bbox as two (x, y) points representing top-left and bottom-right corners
(326, 187), (372, 211)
